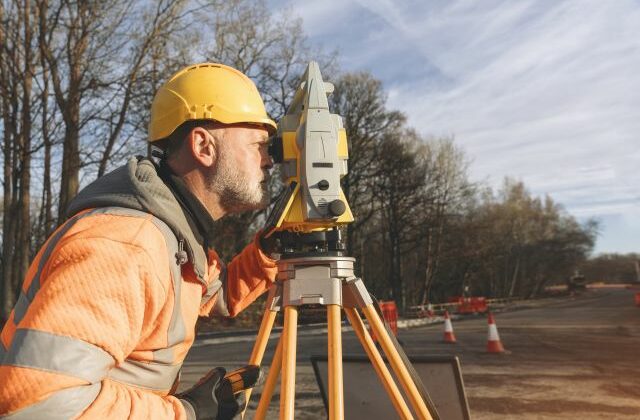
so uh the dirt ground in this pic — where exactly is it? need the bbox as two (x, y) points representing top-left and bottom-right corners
(402, 289), (640, 419)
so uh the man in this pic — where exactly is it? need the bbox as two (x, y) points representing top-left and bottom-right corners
(0, 63), (278, 419)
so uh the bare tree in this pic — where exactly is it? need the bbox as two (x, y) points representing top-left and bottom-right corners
(328, 72), (405, 259)
(373, 130), (428, 311)
(0, 0), (20, 319)
(419, 138), (473, 304)
(0, 0), (41, 319)
(36, 0), (189, 221)
(1, 0), (193, 318)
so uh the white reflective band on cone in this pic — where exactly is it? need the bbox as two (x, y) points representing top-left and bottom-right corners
(487, 324), (500, 341)
(444, 319), (454, 333)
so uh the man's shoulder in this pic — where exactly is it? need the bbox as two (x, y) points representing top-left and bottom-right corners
(64, 209), (174, 255)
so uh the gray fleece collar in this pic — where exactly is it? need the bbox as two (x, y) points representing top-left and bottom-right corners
(66, 157), (208, 285)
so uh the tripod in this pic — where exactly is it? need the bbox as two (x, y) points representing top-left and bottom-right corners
(243, 232), (435, 420)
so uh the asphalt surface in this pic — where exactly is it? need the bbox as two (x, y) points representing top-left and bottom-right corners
(180, 288), (640, 419)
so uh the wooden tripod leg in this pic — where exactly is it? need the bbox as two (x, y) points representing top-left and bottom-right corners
(280, 306), (298, 420)
(362, 304), (433, 420)
(255, 335), (283, 420)
(248, 309), (278, 366)
(327, 304), (344, 420)
(242, 309), (278, 419)
(344, 308), (413, 420)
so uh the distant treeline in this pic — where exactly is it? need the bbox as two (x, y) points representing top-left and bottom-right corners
(580, 254), (640, 284)
(1, 0), (599, 320)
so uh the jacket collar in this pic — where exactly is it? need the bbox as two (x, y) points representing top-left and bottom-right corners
(156, 159), (216, 255)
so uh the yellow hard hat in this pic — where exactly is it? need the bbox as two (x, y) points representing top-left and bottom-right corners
(148, 63), (277, 142)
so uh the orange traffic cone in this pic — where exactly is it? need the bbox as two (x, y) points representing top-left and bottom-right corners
(443, 310), (457, 343)
(486, 312), (505, 353)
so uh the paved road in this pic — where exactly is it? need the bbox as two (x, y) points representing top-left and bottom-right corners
(181, 288), (640, 419)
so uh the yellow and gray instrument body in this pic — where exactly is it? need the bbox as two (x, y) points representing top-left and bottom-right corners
(272, 61), (354, 233)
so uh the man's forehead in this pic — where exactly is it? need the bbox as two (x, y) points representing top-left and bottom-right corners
(244, 125), (270, 143)
(211, 122), (269, 141)
(244, 123), (270, 140)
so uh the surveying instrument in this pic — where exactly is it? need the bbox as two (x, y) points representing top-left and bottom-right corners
(243, 62), (438, 420)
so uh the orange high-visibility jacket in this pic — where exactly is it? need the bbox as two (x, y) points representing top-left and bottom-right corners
(0, 158), (277, 419)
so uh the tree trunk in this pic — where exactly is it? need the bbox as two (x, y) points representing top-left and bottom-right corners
(1, 1), (16, 319)
(529, 274), (546, 299)
(388, 233), (403, 311)
(420, 229), (433, 304)
(57, 111), (80, 223)
(508, 255), (520, 297)
(1, 102), (15, 320)
(41, 58), (53, 237)
(13, 0), (33, 300)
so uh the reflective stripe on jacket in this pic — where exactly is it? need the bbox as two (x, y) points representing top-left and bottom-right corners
(0, 207), (277, 419)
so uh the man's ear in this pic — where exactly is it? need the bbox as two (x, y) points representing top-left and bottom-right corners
(188, 126), (217, 168)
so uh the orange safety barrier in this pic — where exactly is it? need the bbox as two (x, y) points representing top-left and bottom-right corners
(448, 296), (488, 314)
(370, 300), (398, 341)
(380, 301), (399, 336)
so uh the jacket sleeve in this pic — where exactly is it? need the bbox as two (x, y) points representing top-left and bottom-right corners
(202, 234), (278, 318)
(0, 233), (188, 419)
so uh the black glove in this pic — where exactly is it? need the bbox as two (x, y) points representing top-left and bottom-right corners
(258, 229), (280, 256)
(177, 367), (245, 420)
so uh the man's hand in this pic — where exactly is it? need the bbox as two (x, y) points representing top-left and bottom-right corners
(176, 368), (237, 420)
(177, 366), (263, 420)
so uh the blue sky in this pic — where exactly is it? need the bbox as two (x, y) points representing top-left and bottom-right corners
(270, 0), (640, 255)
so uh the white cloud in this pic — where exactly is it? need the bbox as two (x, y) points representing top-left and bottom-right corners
(274, 0), (640, 253)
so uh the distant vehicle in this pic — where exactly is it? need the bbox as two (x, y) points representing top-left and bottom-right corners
(567, 271), (587, 292)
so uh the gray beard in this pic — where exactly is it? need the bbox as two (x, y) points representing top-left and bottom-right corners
(209, 151), (269, 213)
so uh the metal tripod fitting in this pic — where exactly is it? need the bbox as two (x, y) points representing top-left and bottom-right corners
(276, 256), (354, 307)
(265, 282), (283, 312)
(342, 276), (373, 309)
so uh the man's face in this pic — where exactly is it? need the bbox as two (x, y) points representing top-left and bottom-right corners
(206, 124), (273, 213)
